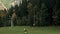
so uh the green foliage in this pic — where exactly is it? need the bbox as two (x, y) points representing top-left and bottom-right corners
(7, 6), (14, 17)
(0, 0), (60, 26)
(45, 0), (56, 8)
(15, 0), (28, 17)
(39, 3), (48, 25)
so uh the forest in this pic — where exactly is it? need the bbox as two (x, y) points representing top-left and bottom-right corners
(0, 0), (60, 27)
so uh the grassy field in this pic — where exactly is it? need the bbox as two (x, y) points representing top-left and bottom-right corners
(0, 26), (60, 34)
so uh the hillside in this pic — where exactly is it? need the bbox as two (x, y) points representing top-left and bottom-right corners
(0, 0), (14, 9)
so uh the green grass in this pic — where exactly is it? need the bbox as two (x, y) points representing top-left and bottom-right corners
(0, 26), (60, 34)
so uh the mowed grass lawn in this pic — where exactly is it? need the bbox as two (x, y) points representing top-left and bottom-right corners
(0, 26), (60, 34)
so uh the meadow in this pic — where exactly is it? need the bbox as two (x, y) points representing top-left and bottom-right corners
(0, 26), (60, 34)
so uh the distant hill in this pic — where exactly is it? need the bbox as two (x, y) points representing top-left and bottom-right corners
(0, 1), (7, 10)
(0, 0), (14, 9)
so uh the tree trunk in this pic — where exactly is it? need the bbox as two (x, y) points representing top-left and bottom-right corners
(47, 8), (53, 25)
(11, 18), (14, 27)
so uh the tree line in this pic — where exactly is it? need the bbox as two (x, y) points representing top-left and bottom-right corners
(0, 0), (60, 27)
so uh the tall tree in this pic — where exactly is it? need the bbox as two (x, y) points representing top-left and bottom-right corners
(16, 0), (28, 17)
(44, 0), (56, 25)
